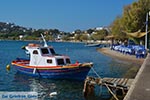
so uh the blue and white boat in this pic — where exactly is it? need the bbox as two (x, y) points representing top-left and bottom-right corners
(11, 34), (93, 81)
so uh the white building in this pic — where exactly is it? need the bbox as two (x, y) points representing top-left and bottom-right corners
(95, 27), (104, 30)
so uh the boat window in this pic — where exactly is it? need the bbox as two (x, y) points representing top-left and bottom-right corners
(49, 48), (56, 55)
(41, 48), (49, 54)
(47, 59), (52, 64)
(33, 50), (38, 54)
(57, 59), (65, 65)
(66, 58), (71, 64)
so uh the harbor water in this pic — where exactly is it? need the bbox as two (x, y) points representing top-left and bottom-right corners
(0, 41), (136, 100)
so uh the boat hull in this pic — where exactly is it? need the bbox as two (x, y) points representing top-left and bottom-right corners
(12, 61), (92, 81)
(85, 43), (100, 47)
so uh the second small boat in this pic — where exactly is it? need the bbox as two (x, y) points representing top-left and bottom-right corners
(85, 43), (100, 47)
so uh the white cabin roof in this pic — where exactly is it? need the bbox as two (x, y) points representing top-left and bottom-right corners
(25, 43), (71, 66)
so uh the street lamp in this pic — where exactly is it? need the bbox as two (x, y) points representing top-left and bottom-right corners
(145, 11), (150, 49)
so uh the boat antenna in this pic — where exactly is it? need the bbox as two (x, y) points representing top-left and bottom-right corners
(41, 33), (48, 47)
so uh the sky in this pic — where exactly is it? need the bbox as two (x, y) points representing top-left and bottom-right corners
(0, 0), (135, 32)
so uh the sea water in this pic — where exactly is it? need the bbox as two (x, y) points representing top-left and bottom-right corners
(0, 41), (133, 100)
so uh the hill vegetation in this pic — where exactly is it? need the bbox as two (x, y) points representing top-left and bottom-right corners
(0, 22), (109, 42)
(0, 22), (69, 40)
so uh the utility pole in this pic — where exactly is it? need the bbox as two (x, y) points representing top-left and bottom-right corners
(145, 12), (148, 49)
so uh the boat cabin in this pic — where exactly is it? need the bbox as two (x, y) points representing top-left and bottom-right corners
(25, 44), (71, 67)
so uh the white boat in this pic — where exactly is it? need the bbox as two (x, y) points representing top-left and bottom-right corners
(85, 43), (100, 47)
(11, 34), (93, 81)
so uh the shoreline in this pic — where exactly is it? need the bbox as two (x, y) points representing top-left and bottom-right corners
(97, 48), (145, 78)
(97, 47), (144, 66)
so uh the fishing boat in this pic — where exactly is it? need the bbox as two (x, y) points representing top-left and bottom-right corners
(11, 34), (93, 81)
(84, 43), (100, 47)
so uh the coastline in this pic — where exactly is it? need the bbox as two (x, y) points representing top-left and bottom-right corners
(97, 47), (145, 78)
(97, 47), (144, 66)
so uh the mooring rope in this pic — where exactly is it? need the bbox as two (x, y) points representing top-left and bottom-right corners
(91, 67), (102, 79)
(91, 67), (119, 100)
(104, 83), (119, 100)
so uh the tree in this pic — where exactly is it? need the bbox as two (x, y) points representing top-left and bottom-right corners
(62, 35), (71, 41)
(111, 0), (150, 42)
(111, 16), (127, 40)
(122, 0), (150, 32)
(87, 29), (94, 34)
(74, 29), (82, 34)
(74, 34), (82, 41)
(80, 34), (89, 41)
(91, 29), (109, 40)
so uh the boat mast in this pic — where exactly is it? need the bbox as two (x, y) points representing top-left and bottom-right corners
(41, 34), (48, 47)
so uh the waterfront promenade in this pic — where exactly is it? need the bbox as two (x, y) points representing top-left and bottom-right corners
(124, 53), (150, 100)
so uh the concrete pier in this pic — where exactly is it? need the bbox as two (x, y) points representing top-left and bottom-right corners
(124, 53), (150, 100)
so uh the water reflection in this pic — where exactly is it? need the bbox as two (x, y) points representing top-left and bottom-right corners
(13, 72), (115, 100)
(14, 72), (85, 100)
(29, 79), (47, 99)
